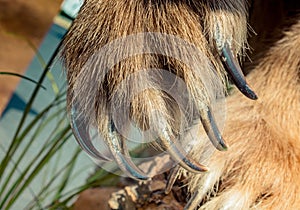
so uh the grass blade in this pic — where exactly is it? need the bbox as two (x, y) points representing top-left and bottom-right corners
(0, 34), (67, 182)
(0, 72), (46, 90)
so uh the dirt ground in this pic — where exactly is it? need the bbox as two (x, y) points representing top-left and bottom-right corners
(0, 0), (62, 114)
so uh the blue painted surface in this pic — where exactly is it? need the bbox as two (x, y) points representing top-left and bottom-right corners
(0, 23), (95, 209)
(1, 24), (66, 118)
(2, 93), (39, 117)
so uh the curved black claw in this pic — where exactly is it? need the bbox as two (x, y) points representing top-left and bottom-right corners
(70, 107), (111, 161)
(159, 128), (208, 173)
(200, 107), (228, 151)
(220, 42), (258, 100)
(106, 122), (149, 180)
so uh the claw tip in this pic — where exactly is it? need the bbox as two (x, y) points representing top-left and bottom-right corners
(221, 143), (229, 151)
(243, 84), (258, 100)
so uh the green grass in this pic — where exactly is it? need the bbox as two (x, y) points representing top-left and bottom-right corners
(0, 32), (114, 210)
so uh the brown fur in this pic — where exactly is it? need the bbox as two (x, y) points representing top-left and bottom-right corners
(61, 0), (248, 138)
(186, 18), (300, 209)
(61, 0), (300, 209)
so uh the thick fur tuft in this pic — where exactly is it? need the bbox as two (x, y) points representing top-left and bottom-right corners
(61, 0), (300, 209)
(185, 18), (300, 210)
(61, 0), (248, 138)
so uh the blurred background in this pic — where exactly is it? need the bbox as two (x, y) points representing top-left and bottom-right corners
(0, 0), (83, 114)
(0, 1), (110, 210)
(0, 0), (62, 113)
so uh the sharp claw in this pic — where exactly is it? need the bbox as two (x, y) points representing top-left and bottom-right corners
(220, 42), (258, 100)
(200, 106), (228, 151)
(106, 122), (149, 180)
(165, 165), (180, 194)
(70, 107), (111, 161)
(159, 128), (208, 173)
